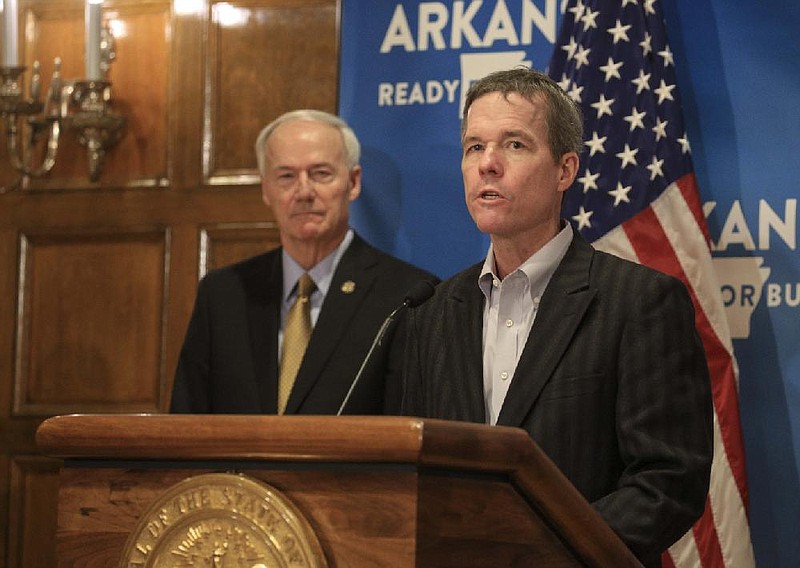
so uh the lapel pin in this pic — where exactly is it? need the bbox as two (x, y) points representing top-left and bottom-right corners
(341, 280), (356, 294)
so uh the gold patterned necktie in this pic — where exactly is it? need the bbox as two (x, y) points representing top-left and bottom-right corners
(278, 273), (315, 414)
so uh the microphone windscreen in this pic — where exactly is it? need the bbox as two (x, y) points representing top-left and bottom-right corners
(404, 280), (436, 308)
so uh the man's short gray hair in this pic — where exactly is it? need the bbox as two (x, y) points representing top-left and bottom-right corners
(254, 109), (361, 177)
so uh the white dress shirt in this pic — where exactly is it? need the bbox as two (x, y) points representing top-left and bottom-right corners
(478, 224), (573, 424)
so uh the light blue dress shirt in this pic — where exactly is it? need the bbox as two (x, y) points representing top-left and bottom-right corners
(279, 229), (354, 353)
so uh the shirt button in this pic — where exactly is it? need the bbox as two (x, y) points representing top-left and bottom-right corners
(500, 371), (509, 380)
(505, 319), (514, 327)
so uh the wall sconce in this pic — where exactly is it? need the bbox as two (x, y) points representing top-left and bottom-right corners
(0, 0), (125, 188)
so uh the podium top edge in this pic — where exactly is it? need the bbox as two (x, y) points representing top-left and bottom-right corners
(35, 413), (532, 468)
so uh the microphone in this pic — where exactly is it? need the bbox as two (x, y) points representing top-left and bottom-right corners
(401, 279), (437, 308)
(336, 280), (436, 415)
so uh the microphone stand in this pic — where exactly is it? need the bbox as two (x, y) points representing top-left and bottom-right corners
(336, 280), (435, 416)
(336, 303), (405, 416)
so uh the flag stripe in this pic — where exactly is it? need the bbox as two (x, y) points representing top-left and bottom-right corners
(708, 406), (757, 566)
(660, 178), (735, 357)
(594, 225), (638, 263)
(676, 173), (713, 246)
(665, 526), (701, 567)
(693, 495), (726, 568)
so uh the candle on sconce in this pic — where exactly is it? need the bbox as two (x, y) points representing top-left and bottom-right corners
(85, 0), (103, 80)
(2, 0), (19, 66)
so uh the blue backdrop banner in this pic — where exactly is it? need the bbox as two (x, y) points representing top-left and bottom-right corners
(339, 0), (563, 278)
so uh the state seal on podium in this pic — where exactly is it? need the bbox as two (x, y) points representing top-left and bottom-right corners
(119, 473), (327, 567)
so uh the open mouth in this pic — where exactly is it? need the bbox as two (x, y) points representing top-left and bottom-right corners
(479, 190), (502, 200)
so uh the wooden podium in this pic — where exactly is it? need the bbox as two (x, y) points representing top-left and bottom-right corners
(36, 414), (641, 567)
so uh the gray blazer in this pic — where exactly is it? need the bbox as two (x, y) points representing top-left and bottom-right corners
(401, 234), (713, 567)
(171, 233), (436, 415)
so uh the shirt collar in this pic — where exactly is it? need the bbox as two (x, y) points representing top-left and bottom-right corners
(478, 222), (573, 300)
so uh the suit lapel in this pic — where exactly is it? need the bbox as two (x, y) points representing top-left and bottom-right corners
(284, 235), (378, 413)
(497, 237), (597, 427)
(448, 266), (490, 423)
(245, 250), (282, 413)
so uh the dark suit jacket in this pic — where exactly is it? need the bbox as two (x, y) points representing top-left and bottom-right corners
(401, 234), (713, 567)
(171, 233), (437, 415)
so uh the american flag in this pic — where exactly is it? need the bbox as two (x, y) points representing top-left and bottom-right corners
(549, 1), (755, 566)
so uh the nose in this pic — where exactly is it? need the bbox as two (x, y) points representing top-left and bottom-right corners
(294, 172), (316, 200)
(479, 145), (502, 177)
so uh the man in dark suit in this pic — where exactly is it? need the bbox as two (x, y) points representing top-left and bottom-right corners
(171, 110), (435, 415)
(401, 69), (713, 566)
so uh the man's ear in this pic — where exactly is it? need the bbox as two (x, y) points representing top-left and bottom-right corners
(557, 152), (580, 193)
(348, 165), (362, 201)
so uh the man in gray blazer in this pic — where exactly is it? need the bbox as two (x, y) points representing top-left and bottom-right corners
(401, 69), (712, 567)
(171, 110), (435, 415)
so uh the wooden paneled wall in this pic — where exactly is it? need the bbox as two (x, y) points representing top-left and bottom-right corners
(0, 1), (338, 565)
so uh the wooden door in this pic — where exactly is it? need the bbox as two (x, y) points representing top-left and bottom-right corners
(0, 1), (339, 565)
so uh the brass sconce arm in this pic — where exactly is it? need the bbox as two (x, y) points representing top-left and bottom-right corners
(0, 24), (125, 190)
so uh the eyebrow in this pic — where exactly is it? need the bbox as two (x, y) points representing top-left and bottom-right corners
(500, 129), (533, 140)
(462, 129), (534, 145)
(271, 162), (334, 172)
